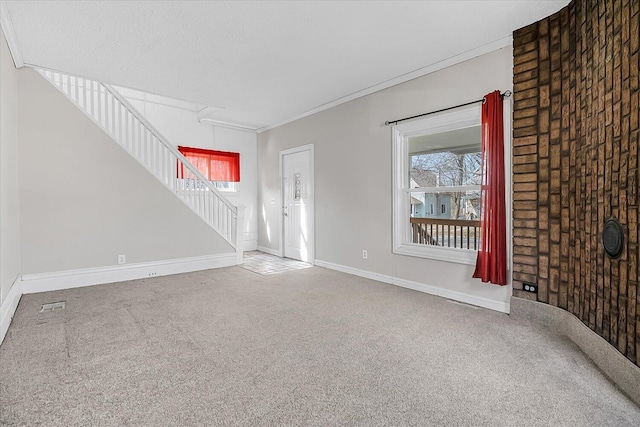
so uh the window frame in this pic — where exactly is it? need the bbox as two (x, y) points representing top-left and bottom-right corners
(392, 104), (482, 265)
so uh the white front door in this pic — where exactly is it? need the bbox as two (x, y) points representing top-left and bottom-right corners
(281, 147), (313, 262)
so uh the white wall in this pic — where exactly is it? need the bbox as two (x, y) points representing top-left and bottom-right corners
(258, 47), (513, 311)
(0, 30), (21, 304)
(121, 92), (259, 250)
(18, 68), (233, 275)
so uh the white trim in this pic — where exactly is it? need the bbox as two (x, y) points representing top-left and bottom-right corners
(257, 38), (512, 133)
(0, 275), (22, 346)
(198, 117), (258, 133)
(0, 1), (24, 68)
(21, 253), (236, 294)
(405, 185), (480, 193)
(256, 245), (281, 257)
(243, 236), (258, 252)
(394, 245), (478, 265)
(315, 259), (509, 313)
(279, 144), (315, 263)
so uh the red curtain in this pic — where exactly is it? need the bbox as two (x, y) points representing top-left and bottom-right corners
(177, 146), (240, 182)
(473, 91), (507, 286)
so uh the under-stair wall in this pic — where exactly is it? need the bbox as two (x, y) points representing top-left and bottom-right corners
(36, 68), (242, 251)
(18, 68), (236, 285)
(119, 87), (258, 251)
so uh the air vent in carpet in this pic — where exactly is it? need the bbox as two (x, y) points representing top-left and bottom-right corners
(40, 301), (66, 313)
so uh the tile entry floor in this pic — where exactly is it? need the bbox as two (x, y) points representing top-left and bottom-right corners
(240, 251), (312, 275)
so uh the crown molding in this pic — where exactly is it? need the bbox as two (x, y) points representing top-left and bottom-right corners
(257, 36), (513, 134)
(0, 1), (24, 68)
(198, 117), (258, 133)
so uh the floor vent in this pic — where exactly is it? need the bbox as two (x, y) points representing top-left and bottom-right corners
(40, 301), (66, 313)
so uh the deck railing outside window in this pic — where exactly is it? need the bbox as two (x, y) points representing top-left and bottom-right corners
(410, 217), (480, 250)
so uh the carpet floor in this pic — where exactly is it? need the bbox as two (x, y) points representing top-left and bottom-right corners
(1, 266), (639, 426)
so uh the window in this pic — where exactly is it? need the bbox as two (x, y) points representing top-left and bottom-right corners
(178, 146), (240, 192)
(392, 104), (482, 265)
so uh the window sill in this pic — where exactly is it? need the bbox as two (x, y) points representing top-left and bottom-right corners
(394, 243), (477, 265)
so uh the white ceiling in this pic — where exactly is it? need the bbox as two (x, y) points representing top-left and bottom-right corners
(2, 1), (569, 131)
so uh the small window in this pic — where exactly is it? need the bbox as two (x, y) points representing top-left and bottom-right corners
(178, 146), (240, 192)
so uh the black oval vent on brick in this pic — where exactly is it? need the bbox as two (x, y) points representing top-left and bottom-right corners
(603, 218), (624, 259)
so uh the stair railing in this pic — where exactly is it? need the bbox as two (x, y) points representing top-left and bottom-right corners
(36, 68), (242, 253)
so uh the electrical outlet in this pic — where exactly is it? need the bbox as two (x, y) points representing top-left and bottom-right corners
(362, 250), (368, 259)
(118, 254), (126, 265)
(523, 282), (538, 293)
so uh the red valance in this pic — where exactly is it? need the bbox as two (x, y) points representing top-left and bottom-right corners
(177, 146), (240, 182)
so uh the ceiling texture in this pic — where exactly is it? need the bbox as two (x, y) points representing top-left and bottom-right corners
(2, 1), (569, 131)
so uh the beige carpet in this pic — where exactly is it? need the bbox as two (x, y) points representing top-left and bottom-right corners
(1, 266), (639, 426)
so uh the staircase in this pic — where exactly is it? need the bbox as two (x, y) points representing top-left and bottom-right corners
(36, 68), (244, 264)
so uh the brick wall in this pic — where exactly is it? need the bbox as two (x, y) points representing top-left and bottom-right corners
(512, 0), (640, 366)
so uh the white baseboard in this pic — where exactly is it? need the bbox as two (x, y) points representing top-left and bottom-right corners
(256, 245), (281, 257)
(21, 253), (236, 295)
(1, 275), (23, 346)
(314, 259), (509, 313)
(243, 240), (258, 251)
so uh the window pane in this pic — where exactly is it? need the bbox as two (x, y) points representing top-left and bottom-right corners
(406, 125), (481, 251)
(410, 150), (482, 187)
(408, 125), (482, 188)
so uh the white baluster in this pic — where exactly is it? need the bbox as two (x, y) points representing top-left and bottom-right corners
(97, 84), (103, 127)
(104, 91), (109, 132)
(116, 101), (122, 143)
(139, 125), (145, 164)
(156, 141), (162, 182)
(133, 118), (139, 157)
(158, 145), (164, 185)
(145, 129), (150, 167)
(187, 167), (193, 209)
(103, 87), (108, 130)
(138, 120), (143, 162)
(88, 80), (94, 118)
(153, 134), (158, 173)
(110, 93), (115, 136)
(77, 77), (83, 109)
(124, 110), (130, 151)
(86, 79), (91, 115)
(130, 113), (135, 153)
(103, 86), (109, 129)
(74, 76), (79, 104)
(80, 78), (85, 109)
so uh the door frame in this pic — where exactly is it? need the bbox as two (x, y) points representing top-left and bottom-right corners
(279, 144), (314, 263)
